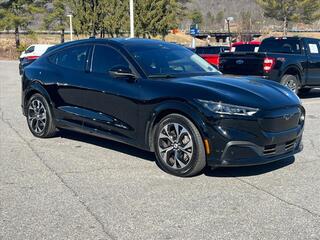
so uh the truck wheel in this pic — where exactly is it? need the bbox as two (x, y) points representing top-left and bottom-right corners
(280, 75), (299, 94)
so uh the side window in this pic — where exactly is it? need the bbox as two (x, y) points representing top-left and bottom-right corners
(25, 46), (35, 53)
(92, 45), (129, 74)
(49, 45), (90, 71)
(307, 40), (320, 55)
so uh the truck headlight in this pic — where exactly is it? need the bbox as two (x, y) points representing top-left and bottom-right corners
(197, 100), (259, 116)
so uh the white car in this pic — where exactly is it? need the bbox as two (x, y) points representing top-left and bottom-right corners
(19, 44), (53, 75)
(20, 44), (53, 60)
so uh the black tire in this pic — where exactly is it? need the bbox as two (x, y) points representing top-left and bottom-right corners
(26, 93), (57, 138)
(153, 114), (206, 177)
(280, 74), (300, 94)
(298, 88), (311, 96)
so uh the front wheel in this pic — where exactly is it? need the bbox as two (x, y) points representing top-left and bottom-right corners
(154, 114), (206, 177)
(26, 93), (57, 138)
(280, 74), (299, 94)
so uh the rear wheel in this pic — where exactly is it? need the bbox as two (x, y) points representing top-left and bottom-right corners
(26, 93), (57, 138)
(280, 74), (299, 94)
(154, 114), (206, 177)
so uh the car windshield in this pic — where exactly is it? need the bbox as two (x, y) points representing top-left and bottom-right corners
(127, 43), (220, 78)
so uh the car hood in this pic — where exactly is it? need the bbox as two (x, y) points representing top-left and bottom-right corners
(172, 75), (301, 110)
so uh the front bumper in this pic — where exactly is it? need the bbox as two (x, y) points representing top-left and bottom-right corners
(204, 106), (305, 167)
(212, 136), (303, 167)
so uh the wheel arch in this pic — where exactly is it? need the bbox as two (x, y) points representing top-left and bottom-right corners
(146, 102), (209, 152)
(281, 65), (303, 85)
(23, 83), (53, 115)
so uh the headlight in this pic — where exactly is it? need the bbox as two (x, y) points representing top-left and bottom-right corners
(197, 100), (259, 116)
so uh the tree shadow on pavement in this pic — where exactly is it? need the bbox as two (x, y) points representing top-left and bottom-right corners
(58, 129), (156, 162)
(204, 156), (295, 177)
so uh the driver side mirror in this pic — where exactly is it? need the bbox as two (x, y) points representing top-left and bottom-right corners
(109, 66), (136, 80)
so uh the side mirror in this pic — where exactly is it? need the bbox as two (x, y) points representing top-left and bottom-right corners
(109, 66), (136, 79)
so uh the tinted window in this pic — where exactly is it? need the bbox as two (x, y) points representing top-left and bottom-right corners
(259, 39), (301, 54)
(25, 46), (35, 53)
(92, 45), (129, 74)
(127, 44), (219, 77)
(195, 47), (221, 54)
(49, 45), (89, 71)
(233, 44), (259, 52)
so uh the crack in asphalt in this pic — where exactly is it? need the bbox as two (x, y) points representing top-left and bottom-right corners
(0, 111), (116, 240)
(233, 176), (320, 218)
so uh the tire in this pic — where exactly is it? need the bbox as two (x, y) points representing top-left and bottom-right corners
(298, 88), (311, 96)
(26, 93), (57, 138)
(153, 114), (206, 177)
(280, 74), (300, 94)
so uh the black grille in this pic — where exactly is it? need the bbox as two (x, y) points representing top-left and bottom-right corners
(259, 111), (300, 132)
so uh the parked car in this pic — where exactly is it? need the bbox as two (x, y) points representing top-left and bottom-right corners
(19, 44), (53, 75)
(231, 41), (261, 52)
(219, 37), (320, 94)
(195, 46), (230, 67)
(22, 38), (304, 177)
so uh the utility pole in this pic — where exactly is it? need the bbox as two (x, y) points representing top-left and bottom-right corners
(226, 17), (233, 47)
(130, 0), (134, 38)
(67, 14), (73, 41)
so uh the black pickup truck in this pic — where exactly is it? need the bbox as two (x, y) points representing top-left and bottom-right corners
(219, 37), (320, 94)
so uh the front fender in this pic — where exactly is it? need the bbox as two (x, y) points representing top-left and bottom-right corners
(145, 100), (209, 151)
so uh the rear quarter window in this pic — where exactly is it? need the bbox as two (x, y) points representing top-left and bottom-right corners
(259, 39), (302, 54)
(48, 45), (90, 71)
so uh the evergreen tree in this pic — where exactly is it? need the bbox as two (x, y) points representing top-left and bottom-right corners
(43, 0), (68, 43)
(298, 0), (320, 24)
(0, 0), (43, 48)
(256, 0), (315, 35)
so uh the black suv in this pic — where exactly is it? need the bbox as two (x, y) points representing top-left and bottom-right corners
(22, 38), (304, 177)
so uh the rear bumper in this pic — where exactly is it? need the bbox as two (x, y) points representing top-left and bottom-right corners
(208, 136), (303, 167)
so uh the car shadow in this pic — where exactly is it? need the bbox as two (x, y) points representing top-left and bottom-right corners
(204, 156), (295, 177)
(58, 130), (156, 162)
(57, 130), (295, 177)
(299, 88), (320, 99)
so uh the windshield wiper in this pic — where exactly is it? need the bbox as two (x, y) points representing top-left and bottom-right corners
(148, 74), (176, 79)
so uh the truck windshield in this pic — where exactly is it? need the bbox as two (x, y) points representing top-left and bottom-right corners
(128, 44), (220, 77)
(259, 39), (302, 54)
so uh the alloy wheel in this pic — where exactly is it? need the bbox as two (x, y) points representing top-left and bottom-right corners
(285, 79), (297, 93)
(28, 99), (47, 134)
(157, 123), (194, 169)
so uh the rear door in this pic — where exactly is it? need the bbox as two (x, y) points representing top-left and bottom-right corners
(305, 39), (320, 85)
(47, 44), (92, 127)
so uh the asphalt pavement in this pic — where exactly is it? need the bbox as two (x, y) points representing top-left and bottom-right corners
(0, 61), (319, 240)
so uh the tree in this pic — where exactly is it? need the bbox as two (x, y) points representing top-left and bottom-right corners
(298, 0), (320, 24)
(0, 0), (43, 48)
(43, 0), (68, 43)
(255, 0), (319, 35)
(135, 0), (183, 39)
(215, 10), (225, 30)
(189, 10), (203, 25)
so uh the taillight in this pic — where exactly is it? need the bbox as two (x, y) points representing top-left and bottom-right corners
(25, 56), (39, 60)
(263, 57), (275, 73)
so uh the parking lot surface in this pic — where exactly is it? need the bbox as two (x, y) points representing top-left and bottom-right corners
(0, 60), (319, 240)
